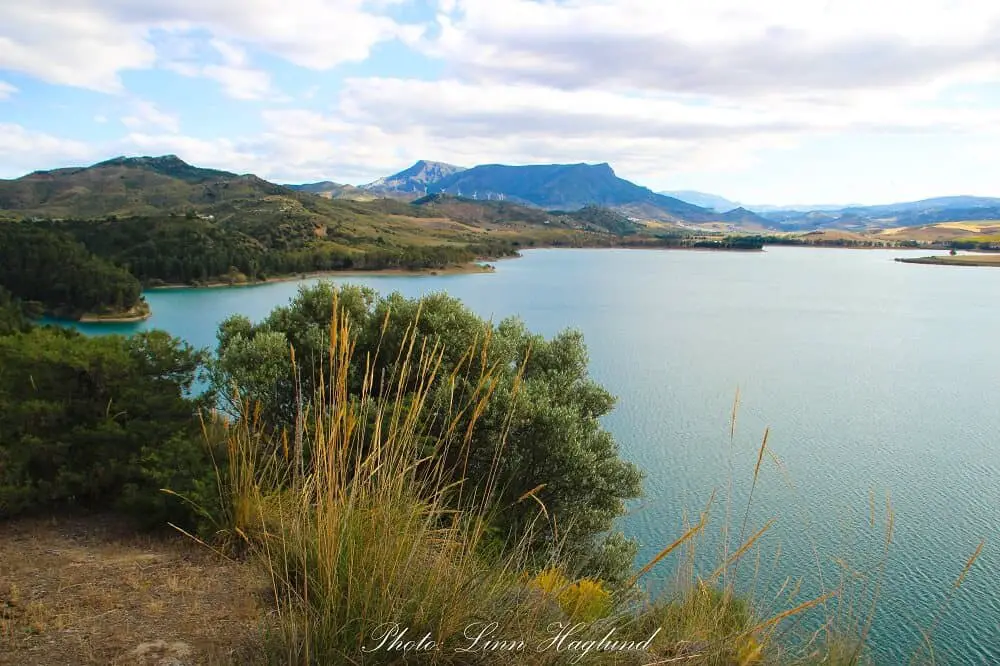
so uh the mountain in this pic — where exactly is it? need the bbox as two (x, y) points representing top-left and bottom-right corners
(719, 207), (775, 229)
(749, 203), (857, 213)
(363, 160), (466, 195)
(285, 181), (373, 201)
(840, 195), (1000, 216)
(660, 190), (741, 212)
(411, 194), (642, 234)
(761, 195), (1000, 230)
(0, 155), (288, 218)
(416, 162), (715, 222)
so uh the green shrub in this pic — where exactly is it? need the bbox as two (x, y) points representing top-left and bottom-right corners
(213, 282), (644, 582)
(0, 327), (215, 530)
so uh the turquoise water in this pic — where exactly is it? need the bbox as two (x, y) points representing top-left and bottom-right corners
(64, 247), (1000, 664)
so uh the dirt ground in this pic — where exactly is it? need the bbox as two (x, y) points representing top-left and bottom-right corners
(0, 514), (265, 665)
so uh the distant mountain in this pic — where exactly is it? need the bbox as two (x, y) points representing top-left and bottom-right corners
(286, 181), (373, 201)
(363, 160), (466, 195)
(840, 195), (1000, 216)
(411, 194), (640, 234)
(761, 195), (1000, 230)
(660, 190), (741, 213)
(719, 207), (775, 228)
(417, 162), (715, 222)
(749, 203), (857, 213)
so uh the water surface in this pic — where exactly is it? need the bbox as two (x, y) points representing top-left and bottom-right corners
(68, 247), (1000, 664)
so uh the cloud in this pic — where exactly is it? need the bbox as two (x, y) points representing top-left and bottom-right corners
(0, 4), (155, 92)
(427, 0), (1000, 100)
(0, 124), (101, 176)
(250, 76), (993, 185)
(0, 82), (17, 100)
(160, 37), (282, 100)
(121, 100), (180, 132)
(0, 1), (413, 93)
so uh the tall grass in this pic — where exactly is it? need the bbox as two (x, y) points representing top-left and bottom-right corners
(193, 292), (979, 665)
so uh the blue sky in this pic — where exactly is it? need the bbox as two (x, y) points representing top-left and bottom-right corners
(2, 0), (999, 206)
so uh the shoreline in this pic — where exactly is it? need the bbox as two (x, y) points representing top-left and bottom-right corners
(74, 302), (153, 324)
(895, 254), (1000, 267)
(762, 243), (945, 251)
(77, 312), (153, 323)
(146, 261), (499, 291)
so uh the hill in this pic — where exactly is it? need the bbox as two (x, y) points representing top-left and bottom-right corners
(285, 181), (374, 201)
(0, 155), (288, 219)
(719, 207), (776, 229)
(411, 194), (643, 234)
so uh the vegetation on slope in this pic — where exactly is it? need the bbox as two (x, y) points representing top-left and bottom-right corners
(0, 322), (215, 526)
(0, 224), (146, 319)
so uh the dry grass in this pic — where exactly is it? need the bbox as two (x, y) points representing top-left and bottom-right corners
(875, 222), (1000, 242)
(0, 514), (265, 666)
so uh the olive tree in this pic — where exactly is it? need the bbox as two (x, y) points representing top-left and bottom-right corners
(213, 282), (643, 581)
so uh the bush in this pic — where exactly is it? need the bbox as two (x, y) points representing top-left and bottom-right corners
(213, 282), (643, 581)
(0, 327), (216, 530)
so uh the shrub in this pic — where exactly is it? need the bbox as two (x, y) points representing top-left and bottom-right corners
(213, 282), (643, 581)
(0, 327), (215, 530)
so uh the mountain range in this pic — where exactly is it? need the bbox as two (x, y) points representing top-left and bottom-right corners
(291, 160), (1000, 231)
(5, 154), (1000, 234)
(658, 189), (1000, 228)
(334, 161), (775, 227)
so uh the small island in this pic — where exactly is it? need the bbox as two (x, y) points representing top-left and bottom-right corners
(895, 254), (1000, 267)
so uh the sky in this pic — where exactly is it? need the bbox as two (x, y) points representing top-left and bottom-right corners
(1, 0), (1000, 206)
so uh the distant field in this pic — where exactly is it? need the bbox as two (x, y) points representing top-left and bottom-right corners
(802, 229), (870, 242)
(876, 221), (1000, 242)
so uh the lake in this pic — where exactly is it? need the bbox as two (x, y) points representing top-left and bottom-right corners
(65, 247), (1000, 664)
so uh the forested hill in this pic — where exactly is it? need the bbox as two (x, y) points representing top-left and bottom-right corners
(1, 155), (291, 219)
(0, 225), (145, 320)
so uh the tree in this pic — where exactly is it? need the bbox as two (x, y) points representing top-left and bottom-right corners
(0, 327), (216, 529)
(0, 224), (142, 318)
(213, 283), (643, 581)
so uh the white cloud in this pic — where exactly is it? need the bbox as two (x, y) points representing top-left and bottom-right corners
(121, 100), (180, 132)
(0, 1), (412, 93)
(208, 38), (247, 67)
(202, 64), (275, 101)
(161, 38), (281, 100)
(0, 5), (156, 92)
(0, 82), (17, 100)
(0, 124), (101, 176)
(427, 0), (1000, 100)
(244, 76), (994, 186)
